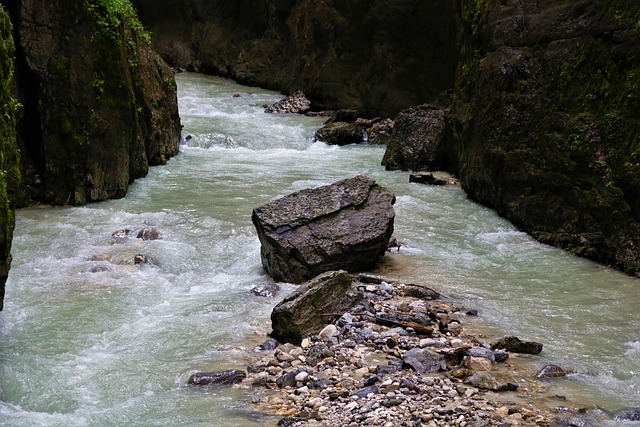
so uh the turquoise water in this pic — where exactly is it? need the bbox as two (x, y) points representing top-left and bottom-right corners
(0, 73), (638, 426)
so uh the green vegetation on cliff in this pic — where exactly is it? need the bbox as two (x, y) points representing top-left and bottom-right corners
(454, 0), (640, 275)
(0, 4), (20, 309)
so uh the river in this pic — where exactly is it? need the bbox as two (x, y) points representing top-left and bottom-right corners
(0, 73), (638, 426)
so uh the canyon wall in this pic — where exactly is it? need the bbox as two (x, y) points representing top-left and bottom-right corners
(0, 5), (20, 310)
(132, 0), (460, 117)
(452, 0), (640, 275)
(6, 0), (181, 206)
(134, 0), (640, 275)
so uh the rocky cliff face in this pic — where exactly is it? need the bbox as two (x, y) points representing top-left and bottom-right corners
(7, 0), (181, 206)
(0, 5), (20, 310)
(452, 0), (640, 275)
(132, 0), (460, 117)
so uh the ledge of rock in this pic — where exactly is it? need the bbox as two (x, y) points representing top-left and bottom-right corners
(251, 175), (395, 283)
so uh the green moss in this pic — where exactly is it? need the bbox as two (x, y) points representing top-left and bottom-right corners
(0, 4), (21, 308)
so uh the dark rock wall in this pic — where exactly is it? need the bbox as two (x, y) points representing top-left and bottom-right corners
(7, 0), (181, 206)
(0, 5), (20, 310)
(132, 0), (460, 117)
(452, 0), (640, 275)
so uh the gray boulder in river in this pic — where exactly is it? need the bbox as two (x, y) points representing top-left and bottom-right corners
(251, 175), (395, 283)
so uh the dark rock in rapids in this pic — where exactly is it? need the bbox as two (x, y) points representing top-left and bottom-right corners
(270, 270), (363, 346)
(265, 91), (311, 114)
(111, 229), (133, 244)
(250, 283), (281, 298)
(402, 348), (447, 373)
(314, 122), (365, 146)
(382, 105), (447, 171)
(614, 408), (640, 421)
(137, 227), (162, 241)
(409, 172), (447, 186)
(252, 175), (395, 283)
(536, 364), (567, 379)
(187, 369), (246, 387)
(491, 336), (543, 355)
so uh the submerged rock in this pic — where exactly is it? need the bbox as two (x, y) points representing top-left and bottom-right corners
(536, 364), (567, 379)
(252, 175), (395, 283)
(187, 369), (246, 387)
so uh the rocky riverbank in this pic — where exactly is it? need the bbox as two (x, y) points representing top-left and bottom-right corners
(190, 272), (600, 426)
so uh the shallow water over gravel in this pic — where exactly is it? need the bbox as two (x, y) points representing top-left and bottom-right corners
(0, 73), (638, 426)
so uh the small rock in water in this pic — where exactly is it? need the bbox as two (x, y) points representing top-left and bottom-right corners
(491, 336), (543, 354)
(137, 227), (162, 241)
(536, 364), (567, 379)
(250, 283), (281, 298)
(187, 369), (246, 387)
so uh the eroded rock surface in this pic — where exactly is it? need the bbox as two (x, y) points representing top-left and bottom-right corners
(252, 175), (395, 283)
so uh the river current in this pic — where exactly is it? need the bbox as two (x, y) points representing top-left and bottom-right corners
(0, 73), (638, 426)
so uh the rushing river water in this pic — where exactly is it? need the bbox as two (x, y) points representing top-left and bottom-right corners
(0, 73), (638, 426)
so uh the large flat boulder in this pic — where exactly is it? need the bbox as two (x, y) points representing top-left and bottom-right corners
(270, 270), (363, 345)
(252, 175), (395, 283)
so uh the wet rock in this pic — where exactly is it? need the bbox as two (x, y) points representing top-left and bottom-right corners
(250, 283), (281, 298)
(409, 172), (447, 185)
(265, 91), (311, 114)
(252, 175), (395, 283)
(614, 407), (640, 421)
(254, 338), (279, 352)
(314, 122), (366, 145)
(111, 228), (133, 243)
(137, 227), (162, 241)
(187, 369), (246, 386)
(270, 271), (363, 345)
(491, 336), (543, 355)
(536, 364), (567, 379)
(493, 349), (509, 363)
(133, 254), (159, 266)
(403, 348), (446, 373)
(382, 105), (448, 171)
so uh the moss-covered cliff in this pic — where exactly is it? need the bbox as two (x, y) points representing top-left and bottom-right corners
(452, 0), (640, 275)
(7, 0), (181, 206)
(0, 5), (20, 310)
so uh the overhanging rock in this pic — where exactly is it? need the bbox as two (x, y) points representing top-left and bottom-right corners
(252, 175), (395, 283)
